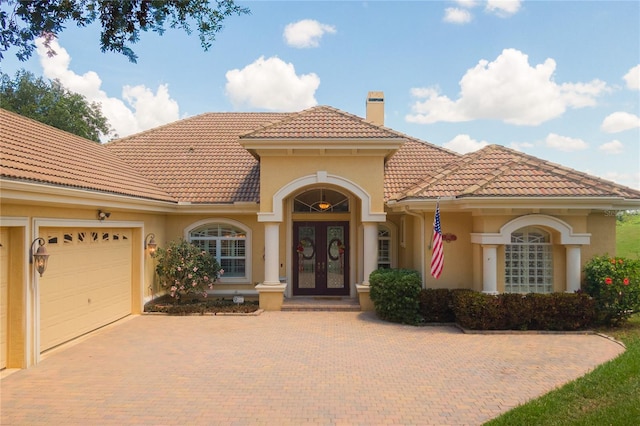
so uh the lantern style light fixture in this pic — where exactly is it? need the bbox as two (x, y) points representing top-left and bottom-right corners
(30, 237), (50, 277)
(144, 233), (158, 257)
(316, 188), (332, 211)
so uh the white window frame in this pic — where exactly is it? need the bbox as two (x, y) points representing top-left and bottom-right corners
(185, 218), (252, 284)
(378, 223), (397, 270)
(505, 226), (553, 294)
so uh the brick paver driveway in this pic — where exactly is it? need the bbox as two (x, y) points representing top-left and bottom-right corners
(1, 312), (624, 425)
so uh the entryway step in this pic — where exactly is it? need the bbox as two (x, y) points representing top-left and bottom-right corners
(281, 297), (361, 312)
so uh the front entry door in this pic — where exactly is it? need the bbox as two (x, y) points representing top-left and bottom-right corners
(293, 222), (349, 296)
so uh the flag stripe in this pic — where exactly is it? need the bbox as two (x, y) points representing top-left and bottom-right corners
(430, 203), (444, 279)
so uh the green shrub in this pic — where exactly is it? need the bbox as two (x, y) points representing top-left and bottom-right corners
(155, 238), (222, 303)
(529, 293), (596, 330)
(369, 269), (422, 325)
(418, 288), (456, 322)
(452, 290), (503, 330)
(584, 255), (640, 326)
(451, 291), (595, 331)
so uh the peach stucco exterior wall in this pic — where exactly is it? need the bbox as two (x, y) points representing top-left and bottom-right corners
(258, 155), (385, 213)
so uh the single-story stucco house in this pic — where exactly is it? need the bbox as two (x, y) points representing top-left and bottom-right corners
(2, 92), (640, 369)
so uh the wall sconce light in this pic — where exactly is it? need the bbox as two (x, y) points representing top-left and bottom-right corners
(145, 233), (158, 257)
(442, 233), (457, 243)
(30, 237), (50, 277)
(98, 210), (111, 221)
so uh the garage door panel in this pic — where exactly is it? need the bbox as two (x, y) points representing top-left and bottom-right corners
(40, 228), (132, 351)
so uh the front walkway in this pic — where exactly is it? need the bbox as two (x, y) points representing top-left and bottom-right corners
(1, 312), (624, 425)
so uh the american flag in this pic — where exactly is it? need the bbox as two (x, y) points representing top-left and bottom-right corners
(430, 202), (444, 279)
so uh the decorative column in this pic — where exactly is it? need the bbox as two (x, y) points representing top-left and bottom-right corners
(263, 222), (280, 285)
(356, 222), (380, 311)
(255, 222), (286, 310)
(362, 222), (379, 285)
(565, 245), (582, 293)
(481, 244), (498, 294)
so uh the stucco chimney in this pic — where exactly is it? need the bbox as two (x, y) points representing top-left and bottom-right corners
(366, 91), (384, 126)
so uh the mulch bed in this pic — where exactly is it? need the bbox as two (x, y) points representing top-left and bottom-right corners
(144, 294), (260, 315)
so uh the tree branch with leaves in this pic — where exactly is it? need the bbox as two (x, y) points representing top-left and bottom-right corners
(0, 0), (250, 63)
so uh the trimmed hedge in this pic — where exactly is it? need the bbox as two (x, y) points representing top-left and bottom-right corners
(369, 271), (596, 330)
(418, 288), (456, 323)
(451, 291), (596, 331)
(369, 269), (422, 325)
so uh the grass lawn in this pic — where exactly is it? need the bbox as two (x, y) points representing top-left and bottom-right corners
(616, 213), (640, 259)
(485, 315), (640, 425)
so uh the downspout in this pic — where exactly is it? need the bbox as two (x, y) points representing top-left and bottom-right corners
(403, 207), (426, 289)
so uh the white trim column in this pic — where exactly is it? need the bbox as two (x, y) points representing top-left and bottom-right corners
(565, 245), (582, 293)
(362, 222), (378, 285)
(255, 221), (286, 311)
(482, 244), (498, 294)
(263, 222), (281, 285)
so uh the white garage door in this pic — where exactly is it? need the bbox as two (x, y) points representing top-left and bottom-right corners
(1, 227), (9, 369)
(39, 228), (132, 352)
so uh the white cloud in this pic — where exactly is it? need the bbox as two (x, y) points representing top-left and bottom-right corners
(598, 140), (624, 154)
(544, 133), (588, 152)
(454, 0), (479, 7)
(406, 48), (609, 126)
(283, 19), (336, 48)
(443, 134), (489, 154)
(623, 65), (640, 90)
(486, 0), (522, 17)
(122, 84), (179, 131)
(601, 111), (640, 133)
(444, 7), (473, 24)
(36, 38), (179, 139)
(510, 141), (534, 152)
(595, 171), (640, 190)
(225, 56), (319, 111)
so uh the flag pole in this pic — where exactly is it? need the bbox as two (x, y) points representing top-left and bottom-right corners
(428, 197), (439, 250)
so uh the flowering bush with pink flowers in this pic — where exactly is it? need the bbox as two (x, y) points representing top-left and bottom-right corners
(155, 239), (222, 302)
(584, 255), (640, 326)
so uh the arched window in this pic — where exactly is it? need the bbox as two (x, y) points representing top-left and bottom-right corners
(188, 221), (250, 282)
(505, 226), (552, 293)
(293, 188), (349, 213)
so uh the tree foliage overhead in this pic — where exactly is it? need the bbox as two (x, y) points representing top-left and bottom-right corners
(0, 69), (111, 142)
(0, 0), (250, 63)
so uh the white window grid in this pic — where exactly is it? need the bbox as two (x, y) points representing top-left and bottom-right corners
(378, 226), (391, 269)
(190, 224), (246, 278)
(505, 228), (553, 294)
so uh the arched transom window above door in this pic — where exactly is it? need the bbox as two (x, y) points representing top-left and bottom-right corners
(293, 188), (349, 213)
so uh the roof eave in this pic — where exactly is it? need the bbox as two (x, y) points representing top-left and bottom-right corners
(386, 195), (640, 212)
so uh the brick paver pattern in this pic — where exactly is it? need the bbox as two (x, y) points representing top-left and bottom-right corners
(1, 312), (624, 425)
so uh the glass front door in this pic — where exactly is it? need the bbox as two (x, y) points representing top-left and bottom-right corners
(293, 222), (349, 296)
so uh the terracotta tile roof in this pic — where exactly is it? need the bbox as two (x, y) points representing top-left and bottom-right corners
(384, 136), (461, 201)
(106, 112), (291, 203)
(0, 108), (175, 202)
(241, 106), (407, 140)
(396, 144), (640, 200)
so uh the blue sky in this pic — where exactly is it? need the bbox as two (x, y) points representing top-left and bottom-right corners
(2, 0), (639, 189)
